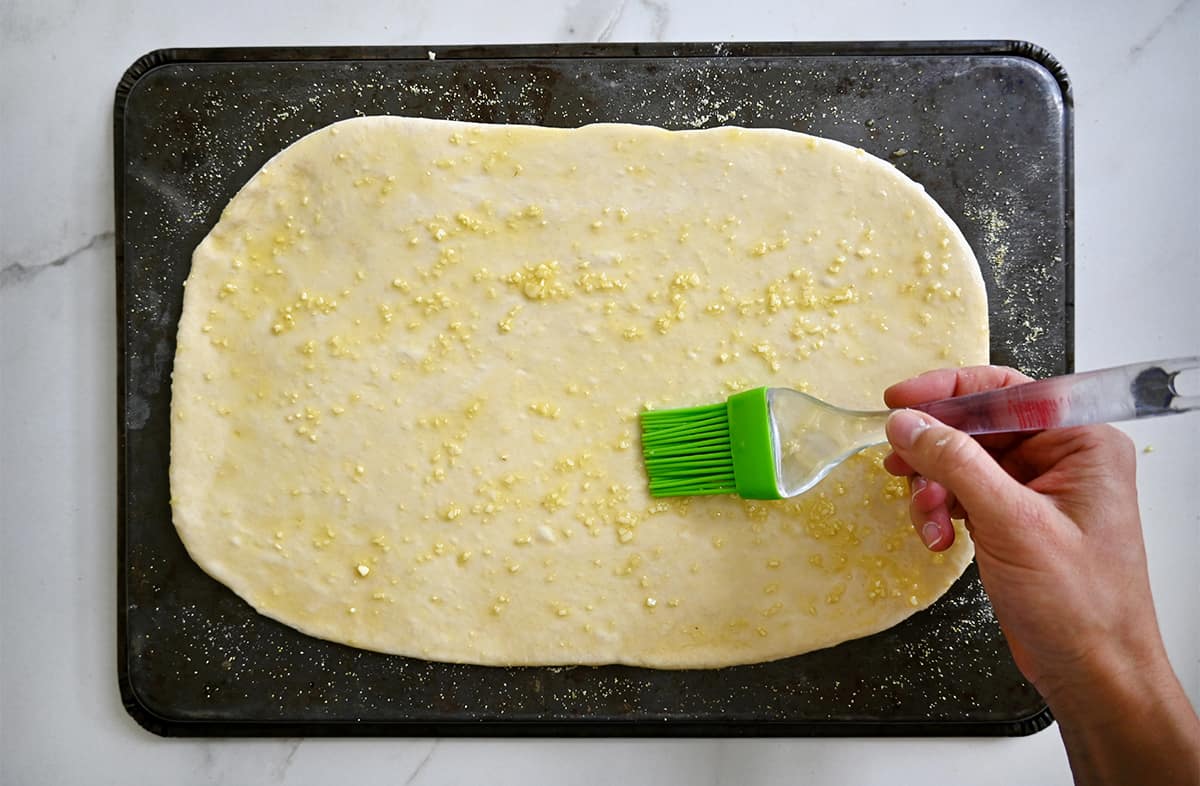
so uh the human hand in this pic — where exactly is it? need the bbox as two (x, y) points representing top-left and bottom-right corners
(881, 366), (1157, 698)
(882, 366), (1199, 785)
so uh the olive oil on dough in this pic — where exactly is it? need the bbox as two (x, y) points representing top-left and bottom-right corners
(170, 116), (987, 668)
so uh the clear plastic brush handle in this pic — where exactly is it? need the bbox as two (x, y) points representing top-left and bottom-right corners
(912, 357), (1200, 435)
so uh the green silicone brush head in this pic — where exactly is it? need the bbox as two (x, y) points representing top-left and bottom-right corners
(639, 388), (781, 500)
(639, 401), (735, 496)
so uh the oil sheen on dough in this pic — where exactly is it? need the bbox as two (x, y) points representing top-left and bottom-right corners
(170, 116), (988, 668)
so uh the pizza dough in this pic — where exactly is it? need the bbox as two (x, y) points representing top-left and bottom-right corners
(170, 116), (987, 668)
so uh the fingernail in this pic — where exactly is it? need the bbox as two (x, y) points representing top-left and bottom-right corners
(920, 521), (945, 550)
(910, 476), (928, 498)
(887, 409), (930, 450)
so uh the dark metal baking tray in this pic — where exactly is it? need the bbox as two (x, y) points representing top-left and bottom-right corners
(116, 41), (1072, 737)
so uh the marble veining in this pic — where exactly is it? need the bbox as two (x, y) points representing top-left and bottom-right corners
(272, 740), (304, 781)
(0, 230), (114, 289)
(560, 0), (671, 42)
(403, 741), (439, 786)
(639, 0), (671, 41)
(1128, 0), (1196, 60)
(561, 0), (630, 41)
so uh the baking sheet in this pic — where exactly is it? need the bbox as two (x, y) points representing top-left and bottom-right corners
(116, 41), (1072, 736)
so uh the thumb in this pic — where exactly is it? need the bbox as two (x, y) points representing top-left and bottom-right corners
(885, 409), (1030, 526)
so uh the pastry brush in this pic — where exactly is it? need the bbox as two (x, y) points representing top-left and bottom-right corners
(639, 357), (1199, 499)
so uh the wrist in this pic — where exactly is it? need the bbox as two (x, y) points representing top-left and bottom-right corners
(1043, 637), (1200, 786)
(1041, 637), (1175, 728)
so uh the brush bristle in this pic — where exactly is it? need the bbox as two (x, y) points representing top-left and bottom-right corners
(639, 402), (736, 497)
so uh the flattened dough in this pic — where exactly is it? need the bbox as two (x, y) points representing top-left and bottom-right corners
(171, 116), (987, 668)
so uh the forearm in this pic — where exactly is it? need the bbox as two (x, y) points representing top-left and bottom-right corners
(1048, 650), (1200, 786)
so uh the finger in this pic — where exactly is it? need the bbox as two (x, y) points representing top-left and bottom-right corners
(884, 366), (1035, 456)
(975, 431), (1033, 453)
(1003, 425), (1132, 484)
(884, 452), (914, 476)
(883, 365), (1033, 409)
(909, 476), (955, 551)
(910, 476), (951, 513)
(886, 409), (1036, 528)
(935, 488), (963, 519)
(915, 503), (955, 552)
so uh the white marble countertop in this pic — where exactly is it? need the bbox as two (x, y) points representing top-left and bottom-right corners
(2, 0), (1197, 783)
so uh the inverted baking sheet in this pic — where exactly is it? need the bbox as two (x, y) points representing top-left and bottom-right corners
(116, 41), (1071, 736)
